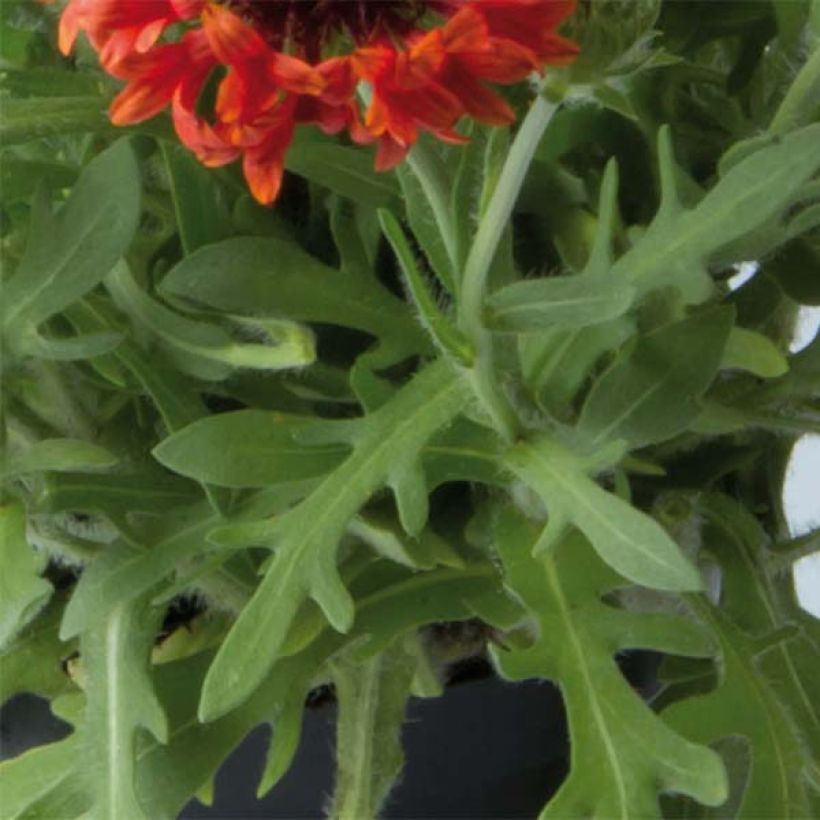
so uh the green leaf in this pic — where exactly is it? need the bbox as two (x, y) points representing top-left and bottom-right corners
(348, 510), (465, 571)
(593, 82), (640, 121)
(132, 561), (506, 818)
(87, 317), (234, 515)
(151, 612), (231, 666)
(0, 735), (88, 819)
(769, 40), (820, 134)
(0, 157), (78, 204)
(114, 344), (206, 433)
(721, 327), (789, 377)
(578, 308), (735, 449)
(329, 197), (381, 280)
(768, 240), (820, 306)
(199, 360), (471, 720)
(663, 598), (816, 818)
(397, 151), (458, 294)
(491, 507), (727, 818)
(255, 558), (519, 791)
(520, 318), (635, 416)
(0, 596), (75, 703)
(651, 494), (820, 817)
(450, 121), (491, 269)
(0, 504), (52, 650)
(160, 142), (234, 255)
(0, 96), (109, 145)
(37, 472), (200, 522)
(486, 273), (635, 333)
(285, 132), (400, 208)
(619, 124), (820, 302)
(423, 417), (505, 488)
(2, 439), (118, 479)
(133, 651), (300, 818)
(80, 596), (167, 820)
(106, 262), (315, 381)
(692, 402), (820, 438)
(12, 327), (123, 361)
(152, 411), (349, 489)
(505, 437), (703, 591)
(59, 506), (223, 639)
(1, 140), (140, 339)
(772, 0), (811, 42)
(513, 162), (629, 412)
(327, 638), (417, 819)
(132, 652), (243, 815)
(0, 67), (103, 98)
(158, 237), (428, 354)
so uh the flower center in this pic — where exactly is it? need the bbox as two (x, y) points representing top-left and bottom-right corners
(233, 0), (442, 59)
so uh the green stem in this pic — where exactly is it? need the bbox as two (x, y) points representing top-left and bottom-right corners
(328, 640), (416, 820)
(770, 43), (820, 134)
(378, 208), (474, 365)
(457, 94), (559, 440)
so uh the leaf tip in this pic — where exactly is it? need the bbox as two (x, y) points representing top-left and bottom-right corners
(198, 660), (247, 723)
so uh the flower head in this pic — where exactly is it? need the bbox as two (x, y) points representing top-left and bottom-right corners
(56, 0), (578, 203)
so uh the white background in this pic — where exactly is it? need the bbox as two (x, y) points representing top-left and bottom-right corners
(727, 266), (818, 617)
(782, 307), (820, 617)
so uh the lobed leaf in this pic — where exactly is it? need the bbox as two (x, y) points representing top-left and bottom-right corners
(491, 507), (727, 818)
(396, 151), (458, 294)
(505, 437), (703, 591)
(59, 504), (234, 640)
(158, 236), (429, 355)
(198, 360), (471, 720)
(132, 559), (508, 818)
(617, 124), (820, 303)
(660, 494), (820, 817)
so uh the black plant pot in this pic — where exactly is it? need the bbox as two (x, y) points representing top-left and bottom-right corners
(182, 669), (568, 819)
(1, 653), (659, 818)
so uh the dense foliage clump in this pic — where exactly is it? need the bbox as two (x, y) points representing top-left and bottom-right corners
(1, 1), (819, 817)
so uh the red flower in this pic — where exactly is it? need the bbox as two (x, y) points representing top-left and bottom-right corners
(107, 30), (216, 126)
(58, 0), (204, 68)
(54, 0), (578, 203)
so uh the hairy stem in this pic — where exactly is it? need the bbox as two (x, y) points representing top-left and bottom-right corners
(328, 640), (416, 820)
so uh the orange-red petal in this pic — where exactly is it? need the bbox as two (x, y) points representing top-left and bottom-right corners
(55, 0), (579, 205)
